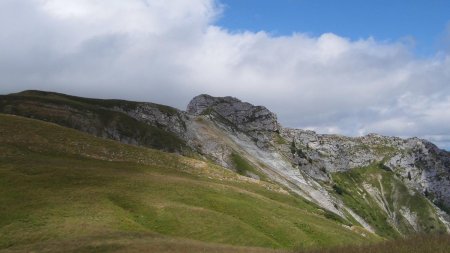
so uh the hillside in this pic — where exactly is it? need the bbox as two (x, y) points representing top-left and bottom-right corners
(0, 90), (188, 153)
(1, 90), (450, 246)
(0, 114), (378, 252)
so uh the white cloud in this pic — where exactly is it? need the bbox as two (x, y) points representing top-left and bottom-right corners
(0, 0), (449, 149)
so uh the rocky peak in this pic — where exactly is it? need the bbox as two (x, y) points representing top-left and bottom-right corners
(187, 94), (280, 133)
(187, 94), (234, 115)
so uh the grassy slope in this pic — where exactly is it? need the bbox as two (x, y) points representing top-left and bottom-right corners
(0, 114), (376, 252)
(331, 164), (446, 238)
(0, 90), (187, 153)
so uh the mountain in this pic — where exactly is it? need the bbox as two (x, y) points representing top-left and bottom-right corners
(0, 114), (377, 252)
(184, 94), (450, 237)
(1, 90), (450, 251)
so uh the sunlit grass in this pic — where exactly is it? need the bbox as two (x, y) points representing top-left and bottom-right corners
(298, 234), (450, 253)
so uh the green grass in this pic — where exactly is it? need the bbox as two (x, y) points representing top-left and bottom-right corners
(274, 134), (287, 145)
(298, 234), (450, 253)
(1, 232), (287, 253)
(13, 90), (179, 116)
(331, 164), (446, 238)
(0, 114), (377, 252)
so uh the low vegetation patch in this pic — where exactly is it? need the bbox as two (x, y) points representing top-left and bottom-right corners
(230, 152), (266, 179)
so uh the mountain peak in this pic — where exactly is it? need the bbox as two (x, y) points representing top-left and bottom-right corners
(187, 94), (280, 133)
(186, 94), (241, 115)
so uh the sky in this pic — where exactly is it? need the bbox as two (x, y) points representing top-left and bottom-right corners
(0, 0), (450, 149)
(218, 0), (450, 56)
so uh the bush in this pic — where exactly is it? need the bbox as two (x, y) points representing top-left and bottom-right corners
(333, 184), (344, 195)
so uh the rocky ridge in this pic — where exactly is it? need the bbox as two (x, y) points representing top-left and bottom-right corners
(180, 94), (450, 235)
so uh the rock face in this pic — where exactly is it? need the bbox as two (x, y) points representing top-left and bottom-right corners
(187, 94), (280, 133)
(386, 139), (450, 210)
(280, 128), (450, 211)
(117, 102), (188, 137)
(186, 94), (281, 150)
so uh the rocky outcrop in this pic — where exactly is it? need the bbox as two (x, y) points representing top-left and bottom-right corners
(116, 102), (188, 137)
(279, 128), (450, 210)
(187, 94), (280, 133)
(386, 139), (450, 211)
(187, 94), (281, 150)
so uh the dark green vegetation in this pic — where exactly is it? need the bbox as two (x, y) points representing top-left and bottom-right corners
(331, 164), (446, 238)
(230, 152), (267, 180)
(0, 114), (378, 252)
(0, 90), (187, 153)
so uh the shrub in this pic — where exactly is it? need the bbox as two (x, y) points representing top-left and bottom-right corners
(333, 184), (344, 195)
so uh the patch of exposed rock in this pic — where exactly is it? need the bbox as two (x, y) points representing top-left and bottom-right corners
(280, 128), (450, 211)
(386, 139), (450, 210)
(115, 103), (188, 137)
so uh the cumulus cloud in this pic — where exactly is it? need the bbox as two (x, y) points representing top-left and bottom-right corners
(0, 0), (449, 149)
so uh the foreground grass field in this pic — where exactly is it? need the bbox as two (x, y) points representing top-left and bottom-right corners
(0, 114), (378, 252)
(2, 233), (286, 253)
(300, 234), (450, 253)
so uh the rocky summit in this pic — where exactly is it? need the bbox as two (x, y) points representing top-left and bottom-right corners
(187, 94), (280, 132)
(1, 90), (450, 239)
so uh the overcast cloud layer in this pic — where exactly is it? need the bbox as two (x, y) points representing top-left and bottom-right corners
(1, 0), (450, 149)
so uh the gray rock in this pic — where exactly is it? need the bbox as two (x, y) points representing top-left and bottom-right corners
(115, 103), (188, 137)
(187, 94), (280, 133)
